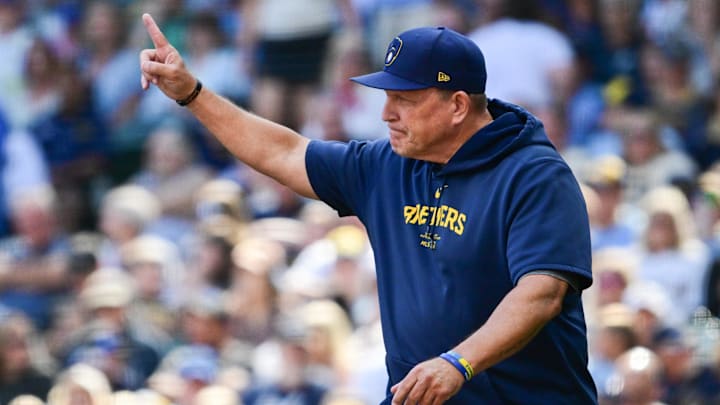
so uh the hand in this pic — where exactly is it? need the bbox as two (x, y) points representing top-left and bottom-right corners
(390, 357), (465, 405)
(139, 13), (196, 100)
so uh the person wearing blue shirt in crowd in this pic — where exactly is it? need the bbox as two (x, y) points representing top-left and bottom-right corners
(140, 14), (596, 404)
(0, 112), (9, 238)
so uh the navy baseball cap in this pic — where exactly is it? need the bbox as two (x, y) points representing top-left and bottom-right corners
(351, 27), (486, 94)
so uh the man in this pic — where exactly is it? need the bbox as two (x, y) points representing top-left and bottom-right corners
(140, 15), (596, 404)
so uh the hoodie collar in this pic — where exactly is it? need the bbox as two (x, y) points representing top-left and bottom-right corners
(435, 99), (554, 176)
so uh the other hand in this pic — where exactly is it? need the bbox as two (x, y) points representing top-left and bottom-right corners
(139, 13), (196, 100)
(390, 357), (465, 404)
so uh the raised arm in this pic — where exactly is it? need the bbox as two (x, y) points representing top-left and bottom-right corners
(139, 13), (316, 198)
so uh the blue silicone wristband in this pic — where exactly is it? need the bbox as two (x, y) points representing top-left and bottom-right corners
(440, 352), (471, 381)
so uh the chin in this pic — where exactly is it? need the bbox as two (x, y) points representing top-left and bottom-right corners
(389, 143), (408, 157)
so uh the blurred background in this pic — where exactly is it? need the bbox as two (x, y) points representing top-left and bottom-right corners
(1, 0), (720, 404)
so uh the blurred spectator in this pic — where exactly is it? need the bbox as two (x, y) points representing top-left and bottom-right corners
(195, 384), (240, 405)
(244, 317), (327, 405)
(227, 236), (285, 344)
(614, 109), (697, 203)
(642, 37), (715, 167)
(46, 363), (113, 405)
(585, 248), (636, 323)
(623, 281), (675, 347)
(321, 390), (367, 405)
(243, 169), (307, 219)
(160, 292), (254, 376)
(533, 102), (596, 176)
(30, 64), (108, 232)
(635, 186), (710, 323)
(171, 345), (219, 405)
(0, 111), (50, 238)
(0, 186), (70, 330)
(652, 327), (720, 405)
(640, 0), (687, 46)
(18, 38), (62, 129)
(343, 317), (386, 405)
(589, 303), (637, 399)
(0, 0), (33, 129)
(564, 0), (605, 80)
(696, 168), (720, 317)
(365, 0), (435, 66)
(243, 0), (358, 130)
(192, 178), (248, 246)
(595, 0), (648, 106)
(78, 1), (142, 136)
(186, 12), (251, 107)
(468, 0), (576, 109)
(302, 33), (385, 141)
(284, 223), (374, 325)
(132, 123), (213, 245)
(97, 184), (160, 268)
(297, 299), (353, 389)
(187, 234), (235, 295)
(0, 313), (53, 403)
(121, 234), (185, 335)
(43, 233), (101, 362)
(603, 346), (666, 405)
(63, 269), (160, 391)
(585, 155), (637, 251)
(7, 395), (44, 405)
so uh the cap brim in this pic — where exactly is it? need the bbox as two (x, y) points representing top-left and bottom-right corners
(350, 71), (429, 91)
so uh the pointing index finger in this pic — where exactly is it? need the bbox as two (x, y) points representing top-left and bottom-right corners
(142, 13), (169, 49)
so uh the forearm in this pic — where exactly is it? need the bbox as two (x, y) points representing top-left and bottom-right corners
(140, 14), (316, 199)
(186, 88), (316, 198)
(1, 259), (68, 291)
(453, 274), (567, 373)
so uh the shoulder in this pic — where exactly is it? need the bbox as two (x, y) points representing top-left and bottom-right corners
(307, 138), (395, 161)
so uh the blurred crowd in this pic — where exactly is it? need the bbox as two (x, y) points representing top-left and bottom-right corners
(2, 0), (720, 404)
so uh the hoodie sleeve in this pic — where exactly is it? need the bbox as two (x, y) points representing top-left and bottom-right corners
(505, 158), (593, 290)
(305, 139), (377, 217)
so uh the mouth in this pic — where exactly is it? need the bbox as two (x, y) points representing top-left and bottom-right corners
(388, 126), (404, 137)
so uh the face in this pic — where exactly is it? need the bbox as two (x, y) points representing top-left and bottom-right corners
(382, 88), (457, 162)
(12, 203), (55, 249)
(645, 212), (679, 252)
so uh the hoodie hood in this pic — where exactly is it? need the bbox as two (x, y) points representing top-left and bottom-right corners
(439, 99), (555, 175)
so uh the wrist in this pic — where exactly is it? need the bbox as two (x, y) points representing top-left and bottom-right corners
(176, 79), (202, 106)
(440, 350), (475, 381)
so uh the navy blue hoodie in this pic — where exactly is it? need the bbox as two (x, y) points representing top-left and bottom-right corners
(306, 99), (597, 404)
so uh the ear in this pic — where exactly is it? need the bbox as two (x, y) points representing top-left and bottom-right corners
(449, 91), (471, 126)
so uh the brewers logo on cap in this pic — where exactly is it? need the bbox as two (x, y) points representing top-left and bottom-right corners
(385, 37), (403, 67)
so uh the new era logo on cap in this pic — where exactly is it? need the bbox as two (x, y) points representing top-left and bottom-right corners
(350, 27), (486, 94)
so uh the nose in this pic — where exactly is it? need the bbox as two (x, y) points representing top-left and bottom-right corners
(381, 94), (397, 122)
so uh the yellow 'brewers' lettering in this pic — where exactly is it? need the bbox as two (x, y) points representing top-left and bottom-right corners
(404, 205), (417, 224)
(404, 204), (468, 237)
(435, 205), (448, 226)
(419, 205), (430, 224)
(444, 207), (459, 229)
(454, 213), (466, 235)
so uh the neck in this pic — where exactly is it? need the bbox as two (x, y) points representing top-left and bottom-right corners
(437, 109), (494, 164)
